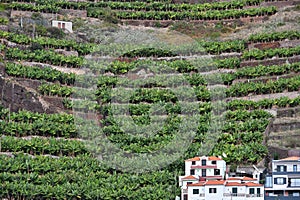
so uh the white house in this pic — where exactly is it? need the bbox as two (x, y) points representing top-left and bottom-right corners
(183, 156), (226, 180)
(265, 156), (300, 199)
(52, 20), (73, 33)
(179, 156), (264, 200)
(184, 178), (263, 200)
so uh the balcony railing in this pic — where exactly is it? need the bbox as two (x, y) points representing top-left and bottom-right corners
(223, 193), (246, 197)
(265, 196), (300, 200)
(182, 189), (188, 193)
(223, 194), (263, 198)
(273, 172), (300, 176)
(199, 193), (205, 197)
(246, 194), (264, 197)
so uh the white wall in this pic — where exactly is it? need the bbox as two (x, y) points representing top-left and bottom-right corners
(204, 185), (224, 200)
(179, 179), (198, 189)
(187, 186), (205, 200)
(272, 175), (289, 190)
(185, 157), (226, 177)
(216, 160), (226, 178)
(52, 20), (73, 33)
(272, 161), (300, 172)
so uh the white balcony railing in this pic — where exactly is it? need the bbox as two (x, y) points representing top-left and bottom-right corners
(246, 194), (264, 197)
(223, 193), (263, 198)
(223, 193), (246, 197)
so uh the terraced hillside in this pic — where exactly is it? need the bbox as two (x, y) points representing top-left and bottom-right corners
(0, 0), (300, 199)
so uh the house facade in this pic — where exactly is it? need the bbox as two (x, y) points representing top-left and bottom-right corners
(179, 156), (264, 200)
(265, 156), (300, 199)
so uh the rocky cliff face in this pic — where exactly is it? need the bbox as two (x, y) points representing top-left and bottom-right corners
(0, 63), (65, 114)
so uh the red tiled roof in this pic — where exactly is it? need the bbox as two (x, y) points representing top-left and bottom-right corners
(188, 181), (205, 186)
(191, 165), (217, 169)
(186, 156), (223, 162)
(205, 180), (226, 185)
(245, 182), (263, 187)
(187, 179), (262, 188)
(227, 177), (257, 181)
(205, 176), (223, 179)
(227, 177), (241, 180)
(208, 156), (222, 161)
(226, 182), (244, 186)
(181, 175), (198, 180)
(186, 157), (200, 161)
(279, 156), (300, 161)
(242, 177), (257, 181)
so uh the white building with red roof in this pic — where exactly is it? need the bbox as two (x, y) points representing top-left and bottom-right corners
(265, 156), (300, 199)
(179, 156), (264, 200)
(184, 156), (226, 180)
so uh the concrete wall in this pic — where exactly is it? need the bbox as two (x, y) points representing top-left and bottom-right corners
(52, 20), (73, 33)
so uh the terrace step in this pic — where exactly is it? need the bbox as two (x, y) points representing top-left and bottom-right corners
(248, 39), (300, 50)
(232, 72), (300, 85)
(233, 91), (300, 102)
(271, 116), (300, 132)
(240, 55), (300, 67)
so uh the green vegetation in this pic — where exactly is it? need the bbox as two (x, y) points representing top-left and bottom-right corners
(0, 1), (299, 199)
(0, 30), (95, 55)
(5, 48), (84, 68)
(5, 62), (75, 85)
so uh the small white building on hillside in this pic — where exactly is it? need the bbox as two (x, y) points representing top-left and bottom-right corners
(52, 20), (73, 33)
(179, 156), (264, 200)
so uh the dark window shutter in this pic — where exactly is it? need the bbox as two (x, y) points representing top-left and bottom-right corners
(283, 178), (286, 184)
(190, 169), (195, 175)
(274, 178), (277, 184)
(257, 188), (261, 194)
(284, 166), (287, 172)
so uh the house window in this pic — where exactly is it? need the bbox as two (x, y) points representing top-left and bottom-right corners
(214, 169), (220, 175)
(183, 194), (188, 200)
(190, 169), (195, 175)
(209, 188), (217, 193)
(291, 179), (300, 187)
(202, 169), (206, 177)
(58, 22), (61, 28)
(257, 188), (261, 194)
(249, 188), (255, 194)
(212, 161), (216, 164)
(192, 161), (196, 165)
(277, 165), (287, 172)
(293, 165), (297, 172)
(202, 159), (206, 166)
(232, 188), (237, 194)
(193, 189), (199, 194)
(62, 23), (65, 29)
(265, 176), (273, 188)
(187, 182), (192, 185)
(274, 177), (286, 185)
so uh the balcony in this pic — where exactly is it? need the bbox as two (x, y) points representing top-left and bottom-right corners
(265, 197), (300, 200)
(273, 172), (300, 176)
(182, 189), (188, 193)
(246, 194), (264, 197)
(199, 193), (205, 197)
(223, 193), (263, 198)
(223, 193), (246, 197)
